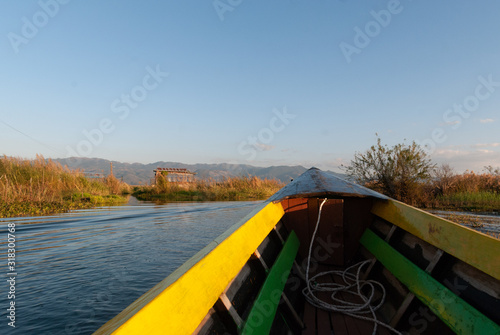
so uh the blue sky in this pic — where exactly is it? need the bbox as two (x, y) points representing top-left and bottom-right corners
(1, 1), (499, 172)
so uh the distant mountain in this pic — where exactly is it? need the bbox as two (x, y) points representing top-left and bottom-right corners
(53, 158), (346, 185)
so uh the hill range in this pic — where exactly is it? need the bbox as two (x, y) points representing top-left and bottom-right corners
(53, 158), (346, 185)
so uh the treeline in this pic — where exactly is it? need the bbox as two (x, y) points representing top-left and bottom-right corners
(0, 156), (130, 217)
(133, 175), (284, 202)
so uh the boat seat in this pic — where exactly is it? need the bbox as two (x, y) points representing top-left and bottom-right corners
(361, 229), (499, 334)
(240, 230), (300, 334)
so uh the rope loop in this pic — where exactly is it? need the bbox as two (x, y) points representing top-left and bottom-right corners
(302, 198), (401, 335)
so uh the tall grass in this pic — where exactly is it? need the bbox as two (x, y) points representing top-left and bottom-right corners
(423, 169), (500, 211)
(0, 155), (130, 217)
(134, 175), (284, 202)
(382, 168), (500, 212)
(434, 191), (500, 211)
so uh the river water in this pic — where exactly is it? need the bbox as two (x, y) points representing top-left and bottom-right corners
(0, 200), (260, 335)
(427, 210), (500, 236)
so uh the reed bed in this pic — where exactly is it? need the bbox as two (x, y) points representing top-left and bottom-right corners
(417, 170), (500, 212)
(133, 175), (285, 202)
(433, 191), (500, 212)
(369, 168), (500, 212)
(0, 155), (130, 217)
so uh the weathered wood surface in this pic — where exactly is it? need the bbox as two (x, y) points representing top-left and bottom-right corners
(361, 229), (500, 335)
(301, 264), (391, 335)
(269, 167), (389, 202)
(390, 249), (444, 327)
(372, 199), (500, 281)
(241, 231), (300, 334)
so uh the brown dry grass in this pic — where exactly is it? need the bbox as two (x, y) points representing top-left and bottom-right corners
(134, 175), (285, 201)
(0, 155), (130, 217)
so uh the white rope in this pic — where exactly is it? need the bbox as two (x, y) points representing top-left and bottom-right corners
(302, 198), (401, 335)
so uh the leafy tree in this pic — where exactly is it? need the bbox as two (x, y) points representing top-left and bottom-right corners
(343, 137), (436, 202)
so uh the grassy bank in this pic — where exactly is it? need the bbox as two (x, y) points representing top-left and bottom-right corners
(430, 191), (500, 212)
(0, 156), (130, 217)
(415, 170), (500, 212)
(133, 176), (284, 202)
(365, 169), (500, 213)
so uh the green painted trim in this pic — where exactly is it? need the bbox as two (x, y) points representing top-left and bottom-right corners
(371, 199), (500, 280)
(360, 229), (500, 335)
(241, 231), (300, 335)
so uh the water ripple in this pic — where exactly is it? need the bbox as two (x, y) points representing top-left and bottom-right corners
(0, 200), (260, 335)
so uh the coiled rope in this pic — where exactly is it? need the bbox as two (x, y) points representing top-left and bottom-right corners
(302, 198), (401, 335)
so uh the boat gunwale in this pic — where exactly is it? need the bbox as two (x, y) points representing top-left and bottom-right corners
(372, 198), (500, 281)
(94, 167), (500, 334)
(93, 200), (284, 335)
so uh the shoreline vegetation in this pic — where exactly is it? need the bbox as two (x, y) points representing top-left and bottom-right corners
(371, 168), (500, 214)
(0, 156), (130, 217)
(343, 138), (500, 214)
(132, 175), (284, 202)
(1, 155), (499, 222)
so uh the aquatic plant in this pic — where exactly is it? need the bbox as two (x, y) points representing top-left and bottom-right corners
(0, 155), (130, 217)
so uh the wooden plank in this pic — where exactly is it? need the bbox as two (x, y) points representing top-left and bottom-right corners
(219, 293), (243, 328)
(331, 274), (375, 335)
(301, 263), (321, 335)
(282, 198), (310, 260)
(241, 231), (300, 335)
(343, 197), (373, 264)
(192, 308), (216, 334)
(273, 221), (306, 280)
(329, 313), (348, 335)
(362, 225), (397, 281)
(314, 265), (334, 335)
(390, 292), (414, 328)
(323, 271), (348, 334)
(94, 201), (285, 335)
(316, 308), (332, 335)
(371, 218), (395, 239)
(312, 199), (344, 266)
(228, 256), (267, 319)
(254, 248), (270, 271)
(301, 302), (316, 335)
(280, 293), (305, 330)
(390, 249), (444, 327)
(360, 229), (500, 335)
(451, 261), (500, 300)
(254, 245), (305, 329)
(371, 199), (500, 280)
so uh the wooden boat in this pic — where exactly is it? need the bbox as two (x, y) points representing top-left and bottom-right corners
(94, 168), (500, 334)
